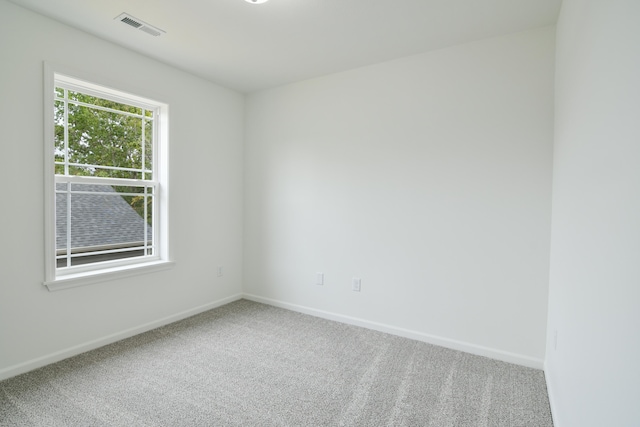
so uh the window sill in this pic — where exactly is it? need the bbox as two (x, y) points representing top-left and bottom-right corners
(44, 260), (175, 291)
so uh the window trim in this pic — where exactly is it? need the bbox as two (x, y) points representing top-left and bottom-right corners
(43, 62), (172, 291)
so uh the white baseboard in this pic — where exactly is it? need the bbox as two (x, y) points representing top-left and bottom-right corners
(0, 293), (243, 382)
(0, 292), (544, 382)
(243, 293), (544, 370)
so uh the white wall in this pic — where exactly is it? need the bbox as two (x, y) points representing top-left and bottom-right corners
(546, 0), (640, 425)
(0, 0), (244, 379)
(244, 27), (555, 367)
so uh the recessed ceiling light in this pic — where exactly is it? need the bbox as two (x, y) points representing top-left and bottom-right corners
(245, 0), (269, 4)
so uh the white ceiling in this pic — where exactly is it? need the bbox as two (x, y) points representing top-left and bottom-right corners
(8, 0), (561, 93)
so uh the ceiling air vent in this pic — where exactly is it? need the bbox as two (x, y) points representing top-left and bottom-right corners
(115, 13), (165, 37)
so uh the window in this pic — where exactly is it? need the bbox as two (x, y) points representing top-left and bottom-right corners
(44, 65), (171, 290)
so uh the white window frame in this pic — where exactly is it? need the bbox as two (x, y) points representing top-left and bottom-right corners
(43, 63), (173, 291)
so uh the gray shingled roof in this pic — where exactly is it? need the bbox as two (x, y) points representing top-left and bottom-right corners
(56, 184), (152, 250)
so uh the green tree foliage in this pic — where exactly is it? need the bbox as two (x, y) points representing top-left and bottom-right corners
(55, 89), (153, 224)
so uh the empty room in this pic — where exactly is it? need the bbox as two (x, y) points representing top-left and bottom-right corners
(0, 0), (638, 426)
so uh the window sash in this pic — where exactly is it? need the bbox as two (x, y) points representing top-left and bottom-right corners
(54, 176), (157, 271)
(54, 85), (156, 181)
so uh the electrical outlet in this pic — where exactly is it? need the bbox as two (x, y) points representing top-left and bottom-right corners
(217, 266), (223, 277)
(352, 278), (361, 292)
(316, 272), (324, 286)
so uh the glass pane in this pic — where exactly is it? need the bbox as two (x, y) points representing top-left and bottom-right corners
(67, 165), (142, 180)
(112, 185), (153, 226)
(66, 104), (143, 178)
(68, 91), (142, 115)
(144, 118), (153, 178)
(67, 164), (95, 176)
(110, 185), (145, 194)
(54, 100), (65, 165)
(55, 183), (69, 265)
(55, 183), (153, 268)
